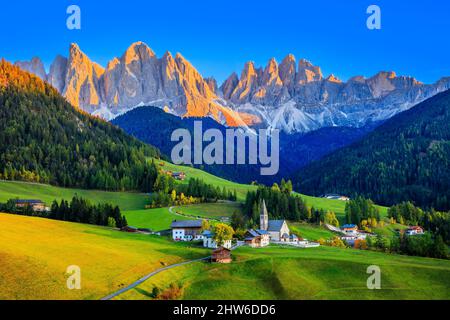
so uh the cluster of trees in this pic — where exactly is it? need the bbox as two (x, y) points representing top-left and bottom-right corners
(242, 180), (341, 228)
(150, 178), (238, 208)
(388, 202), (450, 244)
(243, 180), (309, 227)
(0, 196), (127, 228)
(318, 236), (347, 248)
(0, 60), (161, 192)
(202, 221), (235, 246)
(180, 178), (237, 201)
(345, 197), (381, 226)
(361, 233), (448, 260)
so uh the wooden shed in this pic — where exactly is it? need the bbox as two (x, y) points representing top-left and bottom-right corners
(211, 246), (232, 263)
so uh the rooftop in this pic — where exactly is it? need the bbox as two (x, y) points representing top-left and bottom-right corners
(170, 220), (202, 228)
(14, 199), (44, 204)
(267, 220), (286, 232)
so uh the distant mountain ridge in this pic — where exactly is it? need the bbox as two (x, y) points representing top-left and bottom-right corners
(14, 41), (450, 134)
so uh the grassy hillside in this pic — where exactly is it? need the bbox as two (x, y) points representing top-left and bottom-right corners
(289, 223), (336, 241)
(0, 180), (148, 211)
(0, 213), (208, 299)
(153, 158), (387, 217)
(298, 193), (388, 219)
(174, 202), (242, 220)
(117, 245), (450, 300)
(124, 208), (191, 231)
(153, 158), (256, 201)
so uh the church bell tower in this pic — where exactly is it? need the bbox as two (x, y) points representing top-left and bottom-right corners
(260, 199), (269, 230)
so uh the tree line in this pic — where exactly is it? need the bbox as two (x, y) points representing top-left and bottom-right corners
(0, 196), (128, 228)
(388, 201), (450, 244)
(150, 177), (238, 208)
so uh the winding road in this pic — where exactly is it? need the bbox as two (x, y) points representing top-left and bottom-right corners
(100, 256), (210, 300)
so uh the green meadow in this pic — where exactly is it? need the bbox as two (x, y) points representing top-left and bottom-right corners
(173, 202), (243, 219)
(289, 222), (336, 241)
(124, 207), (190, 231)
(0, 180), (148, 211)
(117, 245), (450, 300)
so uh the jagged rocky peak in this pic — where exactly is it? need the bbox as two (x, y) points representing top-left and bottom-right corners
(122, 41), (156, 64)
(326, 74), (342, 83)
(204, 77), (218, 94)
(297, 58), (322, 84)
(64, 43), (104, 108)
(261, 58), (282, 86)
(279, 54), (297, 88)
(229, 61), (260, 103)
(220, 72), (239, 99)
(15, 57), (47, 81)
(48, 55), (68, 93)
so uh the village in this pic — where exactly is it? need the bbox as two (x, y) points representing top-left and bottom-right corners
(8, 197), (427, 264)
(168, 200), (321, 262)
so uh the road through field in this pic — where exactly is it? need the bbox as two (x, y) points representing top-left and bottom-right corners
(100, 256), (210, 300)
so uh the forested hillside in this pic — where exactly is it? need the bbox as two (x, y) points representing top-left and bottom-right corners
(295, 89), (450, 211)
(0, 60), (161, 191)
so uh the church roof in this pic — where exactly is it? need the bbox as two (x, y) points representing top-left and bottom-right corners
(267, 220), (286, 232)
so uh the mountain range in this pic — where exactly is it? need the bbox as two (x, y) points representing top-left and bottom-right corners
(15, 41), (450, 134)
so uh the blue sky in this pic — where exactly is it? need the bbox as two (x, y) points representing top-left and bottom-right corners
(1, 0), (449, 84)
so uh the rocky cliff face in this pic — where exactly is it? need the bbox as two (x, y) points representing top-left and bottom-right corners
(16, 42), (257, 127)
(15, 43), (450, 133)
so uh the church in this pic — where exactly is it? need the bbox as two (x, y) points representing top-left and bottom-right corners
(259, 199), (291, 242)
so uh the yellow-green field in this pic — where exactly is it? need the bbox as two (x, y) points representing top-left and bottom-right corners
(0, 213), (208, 300)
(0, 180), (148, 211)
(117, 245), (450, 300)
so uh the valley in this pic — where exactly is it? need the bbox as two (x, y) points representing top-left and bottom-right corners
(1, 210), (449, 300)
(1, 40), (449, 302)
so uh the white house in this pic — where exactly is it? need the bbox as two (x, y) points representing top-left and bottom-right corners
(405, 226), (424, 236)
(341, 224), (358, 235)
(170, 220), (204, 241)
(244, 229), (270, 248)
(202, 230), (232, 249)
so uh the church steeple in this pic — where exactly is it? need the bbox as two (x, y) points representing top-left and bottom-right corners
(260, 199), (269, 230)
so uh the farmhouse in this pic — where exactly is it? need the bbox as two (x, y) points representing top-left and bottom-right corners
(244, 229), (270, 248)
(14, 199), (48, 212)
(341, 224), (358, 235)
(211, 246), (232, 263)
(121, 226), (138, 233)
(170, 220), (203, 241)
(172, 172), (186, 180)
(202, 230), (232, 249)
(323, 194), (350, 201)
(405, 226), (424, 236)
(259, 200), (290, 241)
